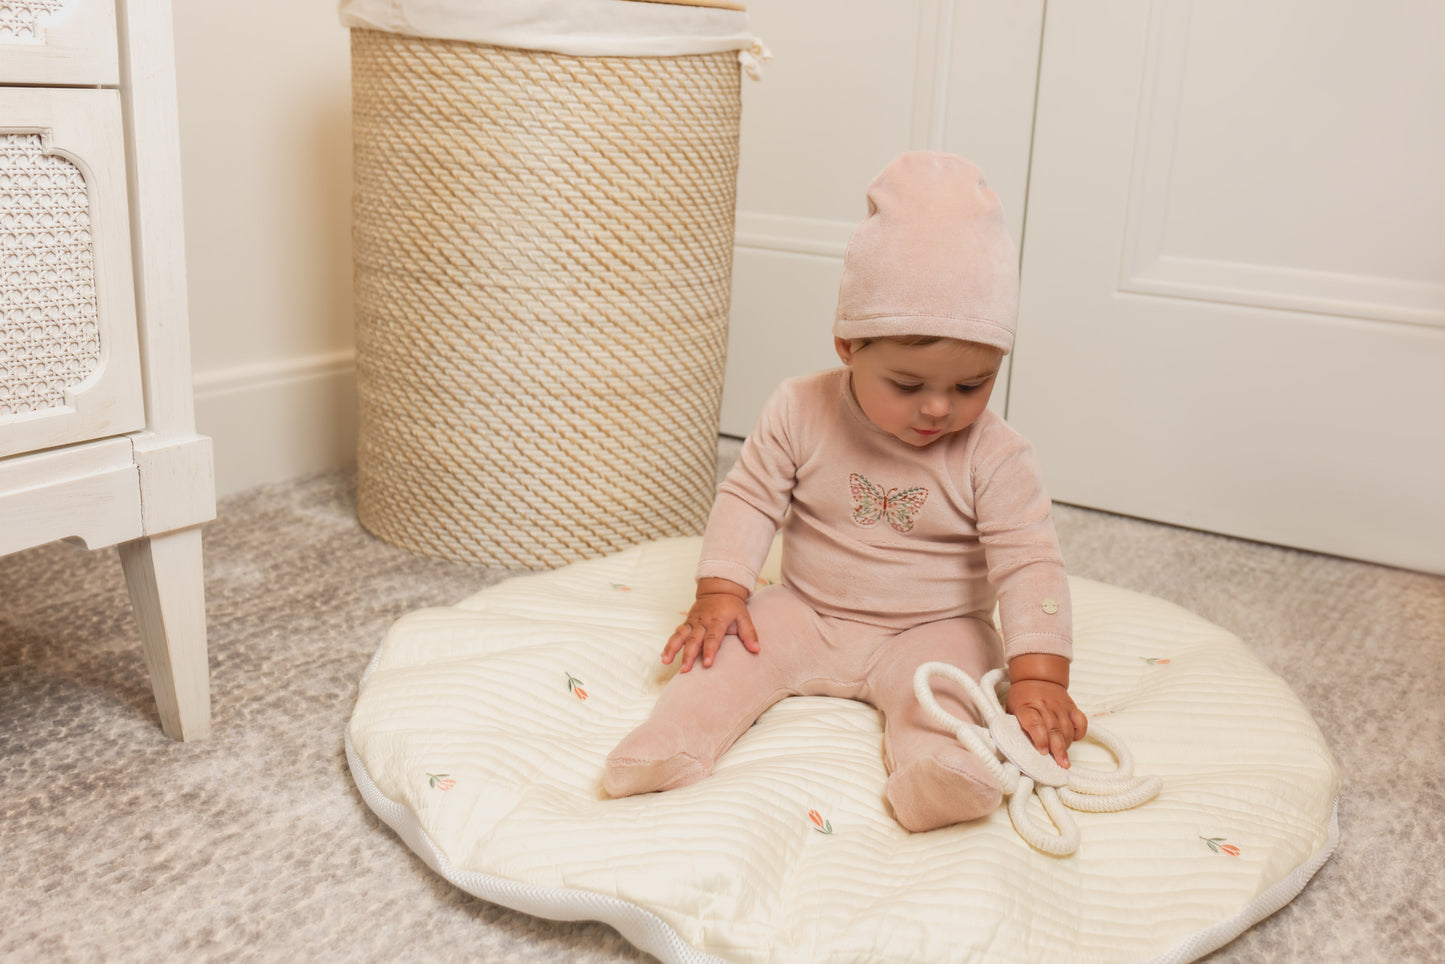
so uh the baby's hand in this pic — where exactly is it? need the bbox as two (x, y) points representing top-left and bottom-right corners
(1006, 678), (1088, 769)
(662, 581), (760, 672)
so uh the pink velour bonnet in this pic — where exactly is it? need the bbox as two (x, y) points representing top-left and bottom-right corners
(833, 152), (1019, 355)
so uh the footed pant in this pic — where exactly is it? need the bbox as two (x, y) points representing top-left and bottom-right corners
(604, 585), (1005, 832)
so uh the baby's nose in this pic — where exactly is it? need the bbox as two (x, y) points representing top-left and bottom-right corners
(920, 394), (952, 418)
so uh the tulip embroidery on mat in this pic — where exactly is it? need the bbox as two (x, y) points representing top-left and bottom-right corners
(808, 810), (835, 835)
(566, 673), (588, 701)
(1201, 836), (1241, 856)
(428, 773), (455, 791)
(1143, 657), (1172, 666)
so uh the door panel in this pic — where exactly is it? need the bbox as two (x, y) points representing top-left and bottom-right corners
(1010, 0), (1445, 572)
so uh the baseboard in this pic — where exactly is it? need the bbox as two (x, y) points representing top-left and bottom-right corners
(192, 350), (357, 497)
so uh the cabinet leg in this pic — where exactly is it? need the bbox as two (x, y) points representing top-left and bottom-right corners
(118, 527), (212, 741)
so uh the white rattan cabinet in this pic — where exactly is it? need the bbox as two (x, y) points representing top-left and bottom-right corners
(0, 0), (214, 740)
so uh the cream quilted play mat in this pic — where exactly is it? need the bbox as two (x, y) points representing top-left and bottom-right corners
(346, 537), (1340, 963)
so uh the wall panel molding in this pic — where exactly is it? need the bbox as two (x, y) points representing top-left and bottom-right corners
(734, 212), (852, 259)
(1118, 0), (1445, 330)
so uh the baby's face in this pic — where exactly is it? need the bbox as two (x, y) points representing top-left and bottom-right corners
(836, 337), (1004, 447)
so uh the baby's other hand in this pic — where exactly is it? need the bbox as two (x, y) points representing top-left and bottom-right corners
(662, 584), (759, 672)
(1005, 679), (1088, 769)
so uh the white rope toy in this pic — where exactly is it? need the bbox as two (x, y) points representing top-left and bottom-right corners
(913, 661), (1162, 856)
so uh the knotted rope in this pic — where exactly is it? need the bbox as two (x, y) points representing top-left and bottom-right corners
(913, 661), (1162, 855)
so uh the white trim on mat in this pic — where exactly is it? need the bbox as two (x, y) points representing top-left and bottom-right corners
(344, 730), (731, 964)
(1145, 798), (1341, 964)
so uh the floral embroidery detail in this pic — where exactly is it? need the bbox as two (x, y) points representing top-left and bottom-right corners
(808, 809), (835, 835)
(428, 773), (455, 791)
(1143, 657), (1172, 666)
(566, 672), (588, 701)
(610, 583), (632, 591)
(754, 577), (774, 592)
(1201, 835), (1241, 856)
(849, 473), (929, 533)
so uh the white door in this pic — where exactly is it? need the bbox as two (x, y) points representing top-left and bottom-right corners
(1009, 0), (1445, 573)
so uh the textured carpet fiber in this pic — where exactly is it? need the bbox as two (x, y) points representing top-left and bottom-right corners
(2, 444), (1442, 962)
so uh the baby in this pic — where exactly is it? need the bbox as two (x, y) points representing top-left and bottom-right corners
(604, 151), (1086, 832)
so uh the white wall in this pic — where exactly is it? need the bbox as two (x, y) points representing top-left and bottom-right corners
(173, 1), (356, 497)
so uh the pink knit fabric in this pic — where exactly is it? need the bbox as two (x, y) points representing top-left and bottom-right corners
(698, 368), (1072, 663)
(834, 152), (1019, 354)
(605, 153), (1068, 829)
(604, 369), (1072, 828)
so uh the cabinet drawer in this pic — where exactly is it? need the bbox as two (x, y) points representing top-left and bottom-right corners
(1, 87), (142, 458)
(0, 0), (119, 87)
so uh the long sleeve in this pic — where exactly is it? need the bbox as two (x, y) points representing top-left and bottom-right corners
(696, 383), (803, 592)
(690, 372), (1072, 650)
(972, 433), (1072, 663)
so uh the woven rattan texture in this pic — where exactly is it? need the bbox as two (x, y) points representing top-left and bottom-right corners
(1, 133), (101, 418)
(350, 29), (741, 570)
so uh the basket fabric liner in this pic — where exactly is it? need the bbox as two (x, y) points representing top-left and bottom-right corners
(347, 536), (1340, 963)
(337, 0), (758, 56)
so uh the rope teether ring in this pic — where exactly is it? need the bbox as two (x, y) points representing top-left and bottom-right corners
(912, 661), (1163, 855)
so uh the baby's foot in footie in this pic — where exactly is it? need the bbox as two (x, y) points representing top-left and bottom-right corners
(603, 722), (709, 797)
(886, 748), (1002, 832)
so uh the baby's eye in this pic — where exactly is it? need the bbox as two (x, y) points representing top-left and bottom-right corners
(890, 381), (922, 394)
(955, 383), (983, 394)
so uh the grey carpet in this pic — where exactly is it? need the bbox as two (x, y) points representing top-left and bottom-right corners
(3, 443), (1442, 962)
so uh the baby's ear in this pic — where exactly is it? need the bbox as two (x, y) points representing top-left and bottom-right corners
(834, 337), (855, 365)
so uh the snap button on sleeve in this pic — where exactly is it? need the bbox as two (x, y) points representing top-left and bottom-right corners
(1041, 599), (1059, 615)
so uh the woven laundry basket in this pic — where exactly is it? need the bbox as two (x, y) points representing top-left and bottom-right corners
(350, 25), (743, 569)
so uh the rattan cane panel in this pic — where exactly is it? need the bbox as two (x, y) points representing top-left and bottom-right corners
(350, 30), (741, 569)
(0, 132), (101, 418)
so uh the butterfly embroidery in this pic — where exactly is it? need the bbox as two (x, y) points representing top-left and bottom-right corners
(849, 473), (929, 533)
